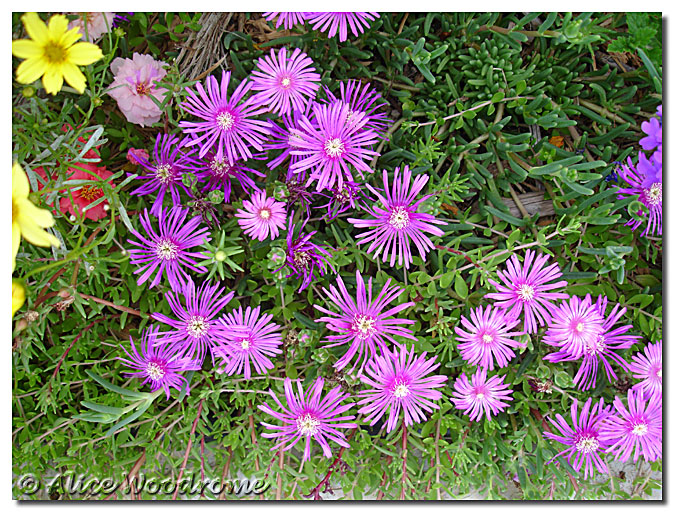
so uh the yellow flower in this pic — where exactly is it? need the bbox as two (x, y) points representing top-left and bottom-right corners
(12, 12), (103, 95)
(12, 162), (60, 271)
(12, 279), (26, 317)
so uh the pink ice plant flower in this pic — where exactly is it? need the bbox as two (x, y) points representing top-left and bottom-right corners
(357, 345), (447, 433)
(68, 12), (115, 42)
(262, 12), (308, 30)
(455, 304), (525, 371)
(451, 367), (513, 422)
(348, 166), (446, 269)
(108, 53), (169, 127)
(259, 377), (358, 461)
(627, 340), (662, 400)
(306, 12), (379, 42)
(485, 249), (568, 334)
(314, 270), (416, 374)
(250, 47), (321, 116)
(235, 190), (287, 241)
(542, 294), (605, 359)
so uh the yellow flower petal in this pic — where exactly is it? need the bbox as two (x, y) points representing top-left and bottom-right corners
(12, 39), (42, 59)
(67, 42), (103, 66)
(12, 222), (21, 270)
(47, 13), (69, 38)
(12, 163), (30, 199)
(12, 280), (27, 317)
(60, 26), (84, 48)
(61, 62), (87, 94)
(17, 197), (55, 229)
(21, 12), (49, 46)
(17, 213), (60, 248)
(15, 57), (48, 85)
(42, 66), (64, 95)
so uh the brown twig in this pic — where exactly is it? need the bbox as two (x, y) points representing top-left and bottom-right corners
(376, 455), (394, 500)
(218, 447), (234, 500)
(400, 424), (408, 500)
(78, 292), (145, 317)
(307, 427), (358, 500)
(172, 399), (204, 500)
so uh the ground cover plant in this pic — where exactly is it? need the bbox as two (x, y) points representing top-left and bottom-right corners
(11, 12), (662, 500)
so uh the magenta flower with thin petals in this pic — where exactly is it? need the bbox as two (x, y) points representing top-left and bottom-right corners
(214, 306), (283, 379)
(615, 153), (662, 237)
(117, 325), (200, 399)
(131, 133), (197, 216)
(542, 294), (605, 359)
(289, 101), (379, 192)
(235, 190), (287, 241)
(127, 207), (209, 289)
(179, 71), (270, 162)
(357, 345), (447, 433)
(250, 47), (320, 116)
(315, 270), (416, 374)
(628, 340), (662, 399)
(280, 215), (333, 292)
(485, 249), (568, 334)
(265, 102), (316, 181)
(316, 180), (370, 220)
(263, 12), (307, 30)
(451, 367), (513, 422)
(543, 397), (613, 479)
(348, 166), (447, 269)
(602, 389), (662, 463)
(152, 277), (234, 366)
(258, 377), (358, 461)
(455, 305), (525, 371)
(306, 12), (379, 41)
(322, 80), (392, 136)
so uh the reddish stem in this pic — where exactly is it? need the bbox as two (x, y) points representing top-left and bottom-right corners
(172, 399), (204, 500)
(78, 292), (145, 317)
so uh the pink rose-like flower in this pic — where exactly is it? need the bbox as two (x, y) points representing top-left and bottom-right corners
(126, 148), (149, 165)
(108, 53), (169, 127)
(68, 12), (115, 42)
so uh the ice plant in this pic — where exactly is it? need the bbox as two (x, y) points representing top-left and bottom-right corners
(152, 278), (234, 365)
(306, 12), (379, 42)
(214, 306), (283, 379)
(117, 325), (200, 399)
(265, 104), (315, 180)
(322, 80), (391, 136)
(451, 367), (513, 422)
(281, 214), (332, 292)
(258, 377), (358, 461)
(186, 150), (265, 203)
(127, 206), (209, 289)
(12, 163), (61, 271)
(108, 52), (169, 127)
(455, 304), (525, 371)
(131, 133), (196, 216)
(263, 12), (308, 30)
(12, 12), (103, 95)
(627, 340), (662, 399)
(179, 71), (270, 163)
(250, 47), (320, 116)
(485, 249), (568, 334)
(67, 12), (115, 42)
(316, 180), (369, 220)
(235, 190), (287, 241)
(543, 397), (613, 479)
(602, 389), (662, 463)
(358, 345), (447, 433)
(541, 294), (605, 359)
(289, 101), (379, 192)
(315, 271), (416, 373)
(348, 166), (446, 269)
(615, 153), (662, 237)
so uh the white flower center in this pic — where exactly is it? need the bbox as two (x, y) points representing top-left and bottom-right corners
(259, 208), (271, 220)
(574, 322), (584, 333)
(657, 368), (662, 378)
(296, 414), (320, 436)
(351, 314), (376, 340)
(281, 77), (291, 88)
(324, 138), (345, 158)
(240, 338), (251, 350)
(517, 284), (535, 302)
(209, 158), (231, 177)
(632, 423), (648, 436)
(392, 380), (410, 398)
(155, 239), (179, 260)
(292, 250), (310, 270)
(476, 392), (485, 400)
(575, 435), (599, 453)
(187, 315), (209, 338)
(216, 111), (235, 131)
(146, 362), (165, 381)
(644, 183), (662, 206)
(388, 207), (410, 230)
(155, 164), (174, 184)
(482, 333), (494, 344)
(585, 334), (606, 356)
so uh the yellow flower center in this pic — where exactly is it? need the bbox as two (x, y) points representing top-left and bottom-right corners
(136, 82), (150, 95)
(43, 43), (67, 64)
(79, 184), (103, 201)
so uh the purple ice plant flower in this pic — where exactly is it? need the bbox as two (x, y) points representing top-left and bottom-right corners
(258, 377), (358, 461)
(316, 180), (370, 220)
(615, 153), (662, 237)
(262, 12), (308, 30)
(250, 47), (321, 116)
(214, 306), (283, 379)
(281, 214), (333, 292)
(315, 270), (416, 374)
(131, 133), (197, 216)
(639, 114), (662, 159)
(235, 190), (287, 241)
(282, 179), (316, 217)
(451, 367), (513, 422)
(152, 277), (234, 365)
(179, 71), (270, 163)
(265, 103), (315, 181)
(322, 79), (392, 136)
(542, 294), (605, 359)
(127, 207), (209, 289)
(602, 389), (662, 463)
(306, 12), (379, 42)
(357, 345), (447, 433)
(117, 325), (200, 399)
(348, 166), (447, 269)
(289, 100), (379, 192)
(543, 397), (613, 479)
(485, 249), (569, 334)
(454, 304), (525, 371)
(627, 340), (662, 399)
